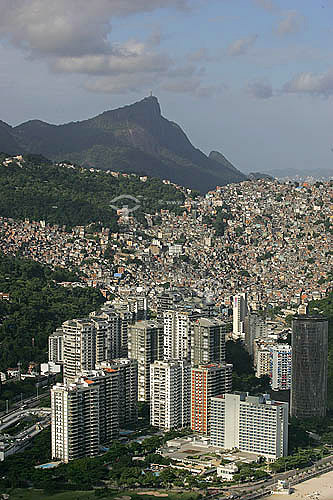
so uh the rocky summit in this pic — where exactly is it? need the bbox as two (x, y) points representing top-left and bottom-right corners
(0, 96), (247, 192)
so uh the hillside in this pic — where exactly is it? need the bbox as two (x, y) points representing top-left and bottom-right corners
(1, 96), (247, 192)
(0, 153), (185, 229)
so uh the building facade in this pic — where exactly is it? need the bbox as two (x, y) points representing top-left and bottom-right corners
(256, 348), (271, 378)
(244, 313), (267, 357)
(270, 344), (292, 391)
(191, 317), (227, 366)
(51, 369), (119, 462)
(210, 393), (288, 460)
(291, 315), (328, 418)
(128, 320), (164, 401)
(163, 310), (193, 361)
(63, 319), (96, 384)
(150, 359), (191, 430)
(97, 358), (138, 426)
(48, 327), (64, 363)
(191, 363), (232, 435)
(233, 293), (248, 338)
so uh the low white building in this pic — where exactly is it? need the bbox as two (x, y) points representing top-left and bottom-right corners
(40, 362), (62, 376)
(210, 393), (288, 460)
(217, 463), (239, 481)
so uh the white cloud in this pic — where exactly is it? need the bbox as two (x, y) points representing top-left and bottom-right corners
(53, 41), (171, 76)
(276, 10), (305, 36)
(227, 34), (258, 56)
(247, 80), (273, 99)
(85, 74), (155, 95)
(0, 0), (216, 98)
(0, 0), (190, 57)
(283, 69), (333, 96)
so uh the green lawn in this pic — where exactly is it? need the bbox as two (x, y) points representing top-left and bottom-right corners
(7, 489), (200, 500)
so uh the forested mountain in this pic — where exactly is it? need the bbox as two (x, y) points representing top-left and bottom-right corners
(0, 154), (185, 229)
(1, 96), (247, 192)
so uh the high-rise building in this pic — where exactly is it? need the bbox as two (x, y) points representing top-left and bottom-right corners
(157, 291), (183, 321)
(90, 308), (126, 360)
(163, 310), (192, 361)
(191, 363), (232, 435)
(128, 320), (164, 401)
(191, 318), (227, 366)
(233, 293), (248, 338)
(291, 315), (328, 418)
(62, 310), (130, 383)
(270, 344), (292, 391)
(256, 348), (272, 378)
(97, 359), (138, 426)
(244, 313), (267, 357)
(150, 360), (191, 430)
(127, 295), (148, 321)
(63, 319), (96, 384)
(48, 327), (64, 363)
(210, 393), (288, 460)
(51, 369), (119, 462)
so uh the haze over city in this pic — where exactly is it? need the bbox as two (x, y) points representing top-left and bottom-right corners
(1, 0), (333, 176)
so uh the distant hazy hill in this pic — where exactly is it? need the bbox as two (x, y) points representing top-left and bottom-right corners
(1, 96), (247, 192)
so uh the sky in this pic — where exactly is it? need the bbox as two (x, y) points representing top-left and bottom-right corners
(0, 0), (333, 175)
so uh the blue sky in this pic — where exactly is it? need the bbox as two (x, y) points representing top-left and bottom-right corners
(0, 0), (333, 175)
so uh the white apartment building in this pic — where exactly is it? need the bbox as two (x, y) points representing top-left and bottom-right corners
(48, 327), (64, 363)
(210, 393), (288, 460)
(233, 293), (248, 338)
(51, 369), (119, 462)
(256, 344), (292, 391)
(150, 359), (191, 430)
(270, 344), (292, 391)
(63, 319), (96, 384)
(163, 310), (192, 361)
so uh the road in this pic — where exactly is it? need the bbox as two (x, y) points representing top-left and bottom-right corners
(220, 455), (333, 500)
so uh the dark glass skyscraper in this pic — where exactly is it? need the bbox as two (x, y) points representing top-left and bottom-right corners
(291, 315), (328, 418)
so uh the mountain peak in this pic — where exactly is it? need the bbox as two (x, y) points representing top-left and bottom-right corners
(0, 97), (247, 192)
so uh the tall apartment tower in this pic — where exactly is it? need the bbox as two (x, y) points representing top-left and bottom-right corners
(128, 320), (164, 401)
(90, 308), (124, 360)
(51, 369), (119, 462)
(271, 344), (292, 391)
(157, 291), (182, 321)
(244, 313), (267, 357)
(191, 318), (227, 366)
(210, 393), (288, 460)
(163, 310), (193, 361)
(256, 348), (271, 378)
(291, 315), (328, 418)
(48, 327), (64, 363)
(233, 293), (248, 338)
(191, 363), (233, 435)
(63, 319), (96, 384)
(150, 360), (191, 430)
(97, 359), (138, 426)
